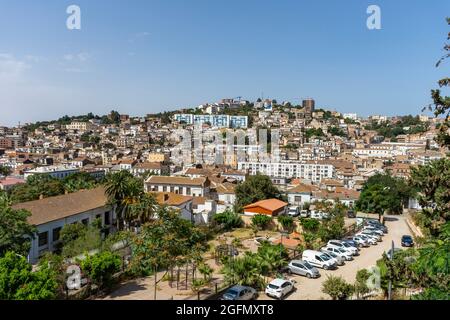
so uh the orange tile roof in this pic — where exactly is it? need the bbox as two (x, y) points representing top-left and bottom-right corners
(150, 192), (193, 206)
(243, 198), (288, 212)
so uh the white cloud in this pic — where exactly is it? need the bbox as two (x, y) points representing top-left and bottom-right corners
(61, 52), (91, 72)
(0, 53), (30, 81)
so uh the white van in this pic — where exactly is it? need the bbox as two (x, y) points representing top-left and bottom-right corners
(302, 250), (337, 270)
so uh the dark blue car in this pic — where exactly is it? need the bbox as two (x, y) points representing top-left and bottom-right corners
(401, 235), (414, 247)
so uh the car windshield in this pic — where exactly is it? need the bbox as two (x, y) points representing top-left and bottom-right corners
(320, 254), (330, 261)
(337, 248), (347, 253)
(402, 236), (412, 240)
(268, 284), (280, 290)
(225, 289), (239, 297)
(303, 262), (314, 269)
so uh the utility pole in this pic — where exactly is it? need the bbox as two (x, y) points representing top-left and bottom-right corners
(388, 240), (394, 300)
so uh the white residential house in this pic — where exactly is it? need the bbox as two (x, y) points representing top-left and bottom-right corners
(287, 184), (314, 207)
(145, 176), (210, 197)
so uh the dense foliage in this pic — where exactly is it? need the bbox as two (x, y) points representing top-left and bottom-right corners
(0, 194), (36, 256)
(235, 174), (285, 212)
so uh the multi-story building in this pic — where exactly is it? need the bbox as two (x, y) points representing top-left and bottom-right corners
(65, 121), (93, 131)
(145, 176), (210, 197)
(174, 114), (248, 128)
(238, 161), (335, 183)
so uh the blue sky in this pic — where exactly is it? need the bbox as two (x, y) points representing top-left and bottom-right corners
(0, 0), (449, 126)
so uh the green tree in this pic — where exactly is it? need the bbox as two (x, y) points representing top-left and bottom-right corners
(129, 206), (208, 276)
(80, 251), (122, 288)
(0, 194), (36, 256)
(354, 269), (371, 299)
(355, 173), (413, 221)
(212, 210), (243, 231)
(235, 174), (284, 211)
(322, 275), (354, 300)
(60, 222), (102, 258)
(0, 252), (59, 300)
(410, 158), (450, 235)
(63, 172), (97, 193)
(103, 171), (143, 229)
(251, 214), (272, 231)
(426, 18), (450, 147)
(221, 253), (265, 290)
(10, 174), (65, 203)
(0, 166), (11, 176)
(277, 215), (294, 232)
(127, 193), (158, 225)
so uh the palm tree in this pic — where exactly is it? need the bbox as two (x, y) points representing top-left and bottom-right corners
(104, 171), (142, 230)
(222, 253), (264, 289)
(128, 193), (158, 225)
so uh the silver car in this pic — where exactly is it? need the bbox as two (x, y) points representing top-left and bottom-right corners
(287, 260), (320, 278)
(320, 249), (345, 265)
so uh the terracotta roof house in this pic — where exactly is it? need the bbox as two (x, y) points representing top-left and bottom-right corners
(243, 199), (288, 216)
(12, 187), (115, 264)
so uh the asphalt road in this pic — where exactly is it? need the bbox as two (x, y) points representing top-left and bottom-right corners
(258, 214), (412, 300)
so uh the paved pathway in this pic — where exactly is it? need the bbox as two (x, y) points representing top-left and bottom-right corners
(258, 214), (412, 300)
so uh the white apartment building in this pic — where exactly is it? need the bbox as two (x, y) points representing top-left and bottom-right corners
(23, 165), (79, 180)
(65, 121), (93, 131)
(238, 161), (335, 182)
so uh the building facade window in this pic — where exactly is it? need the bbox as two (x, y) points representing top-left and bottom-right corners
(38, 231), (48, 247)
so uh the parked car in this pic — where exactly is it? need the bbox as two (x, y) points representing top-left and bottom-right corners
(401, 235), (414, 247)
(323, 246), (353, 261)
(288, 206), (300, 217)
(327, 240), (358, 256)
(220, 285), (257, 300)
(360, 230), (382, 242)
(310, 211), (322, 220)
(351, 235), (370, 247)
(299, 210), (309, 218)
(347, 210), (356, 218)
(366, 220), (387, 232)
(357, 233), (378, 245)
(363, 226), (384, 236)
(341, 239), (361, 250)
(302, 250), (337, 270)
(265, 279), (296, 300)
(319, 249), (345, 265)
(321, 212), (330, 219)
(287, 260), (320, 278)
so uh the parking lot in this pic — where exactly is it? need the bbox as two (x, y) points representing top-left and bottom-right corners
(258, 214), (412, 300)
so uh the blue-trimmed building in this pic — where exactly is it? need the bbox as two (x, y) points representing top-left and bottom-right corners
(174, 114), (248, 128)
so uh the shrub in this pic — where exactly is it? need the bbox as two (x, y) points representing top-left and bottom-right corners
(80, 251), (122, 288)
(213, 210), (243, 231)
(251, 214), (272, 230)
(277, 215), (294, 231)
(322, 275), (354, 300)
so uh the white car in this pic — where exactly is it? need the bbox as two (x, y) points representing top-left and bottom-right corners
(265, 278), (296, 300)
(302, 250), (337, 270)
(287, 206), (300, 217)
(299, 210), (309, 218)
(310, 211), (322, 220)
(363, 226), (384, 236)
(356, 234), (378, 245)
(327, 240), (358, 256)
(320, 249), (345, 265)
(322, 246), (353, 261)
(360, 230), (382, 241)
